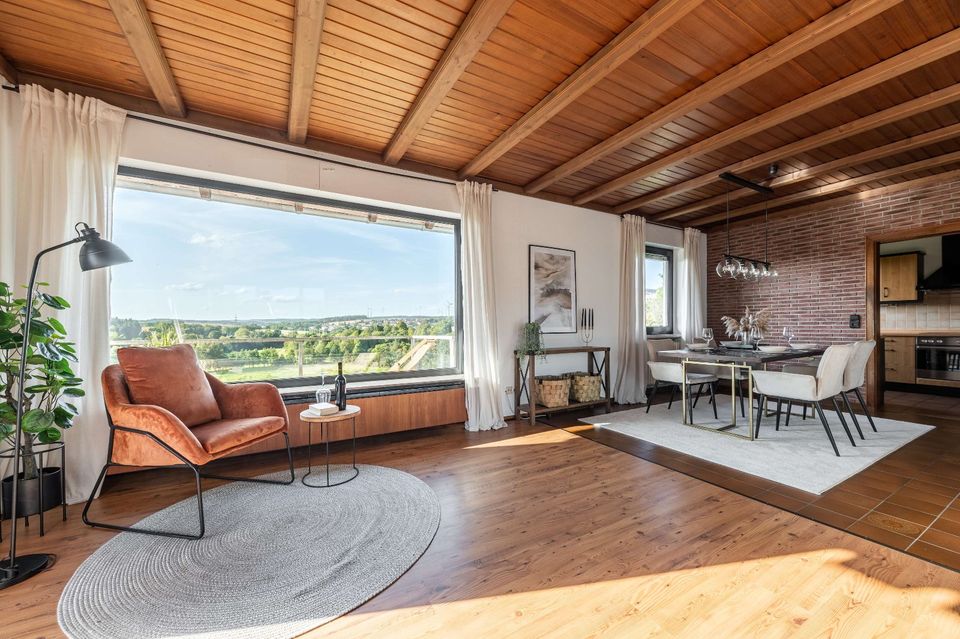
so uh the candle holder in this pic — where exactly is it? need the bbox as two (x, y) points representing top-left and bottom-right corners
(579, 307), (594, 345)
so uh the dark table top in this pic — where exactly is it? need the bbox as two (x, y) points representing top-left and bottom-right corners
(659, 346), (826, 365)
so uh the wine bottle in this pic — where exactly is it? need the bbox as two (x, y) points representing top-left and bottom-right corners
(334, 362), (347, 411)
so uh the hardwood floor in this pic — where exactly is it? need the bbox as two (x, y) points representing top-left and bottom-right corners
(2, 420), (960, 638)
(554, 392), (960, 573)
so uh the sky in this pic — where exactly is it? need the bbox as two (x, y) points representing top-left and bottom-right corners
(110, 187), (456, 321)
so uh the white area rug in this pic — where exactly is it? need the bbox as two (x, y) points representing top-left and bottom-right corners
(58, 465), (439, 639)
(580, 396), (933, 494)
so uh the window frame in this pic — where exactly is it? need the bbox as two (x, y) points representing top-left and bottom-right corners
(644, 245), (674, 336)
(114, 166), (464, 388)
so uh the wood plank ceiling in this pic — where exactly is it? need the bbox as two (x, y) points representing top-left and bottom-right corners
(0, 0), (959, 226)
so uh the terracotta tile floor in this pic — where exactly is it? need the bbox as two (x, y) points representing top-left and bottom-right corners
(547, 389), (960, 572)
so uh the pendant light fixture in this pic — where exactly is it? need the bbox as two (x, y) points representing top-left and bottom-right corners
(714, 170), (778, 281)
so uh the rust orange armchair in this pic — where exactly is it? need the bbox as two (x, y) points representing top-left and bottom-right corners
(82, 345), (294, 540)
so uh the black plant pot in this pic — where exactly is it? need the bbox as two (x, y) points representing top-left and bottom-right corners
(1, 467), (63, 520)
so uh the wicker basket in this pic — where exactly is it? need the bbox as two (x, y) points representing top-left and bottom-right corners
(570, 373), (602, 403)
(536, 375), (570, 408)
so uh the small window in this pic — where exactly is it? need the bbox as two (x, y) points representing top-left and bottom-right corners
(645, 246), (673, 335)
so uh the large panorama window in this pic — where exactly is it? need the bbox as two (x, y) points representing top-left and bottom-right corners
(110, 171), (460, 386)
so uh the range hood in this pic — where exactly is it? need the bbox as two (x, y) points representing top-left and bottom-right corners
(921, 233), (960, 290)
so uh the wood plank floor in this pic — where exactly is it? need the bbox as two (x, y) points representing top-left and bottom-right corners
(3, 420), (960, 638)
(554, 390), (960, 572)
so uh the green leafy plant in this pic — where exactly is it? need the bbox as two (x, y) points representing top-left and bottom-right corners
(517, 321), (544, 357)
(0, 280), (83, 481)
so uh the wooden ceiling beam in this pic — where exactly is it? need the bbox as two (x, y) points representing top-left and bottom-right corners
(691, 149), (960, 226)
(653, 120), (960, 221)
(616, 82), (960, 214)
(0, 52), (17, 85)
(457, 0), (702, 179)
(524, 0), (903, 195)
(700, 168), (960, 229)
(382, 0), (514, 165)
(106, 0), (185, 117)
(288, 0), (328, 144)
(574, 25), (960, 207)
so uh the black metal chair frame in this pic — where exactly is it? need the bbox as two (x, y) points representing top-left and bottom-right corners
(753, 393), (860, 457)
(647, 379), (719, 420)
(82, 412), (295, 540)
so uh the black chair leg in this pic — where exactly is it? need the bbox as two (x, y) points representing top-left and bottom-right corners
(737, 377), (746, 418)
(754, 394), (764, 438)
(831, 397), (857, 446)
(840, 392), (865, 439)
(646, 380), (659, 413)
(668, 384), (677, 410)
(854, 387), (878, 432)
(693, 383), (704, 408)
(802, 404), (808, 420)
(83, 452), (205, 540)
(785, 401), (793, 428)
(813, 402), (840, 457)
(709, 382), (718, 419)
(775, 399), (783, 431)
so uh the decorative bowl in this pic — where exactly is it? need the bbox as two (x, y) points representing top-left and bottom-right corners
(758, 345), (789, 353)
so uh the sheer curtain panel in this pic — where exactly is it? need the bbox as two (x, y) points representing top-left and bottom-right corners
(613, 215), (647, 405)
(12, 85), (126, 502)
(679, 227), (707, 345)
(458, 181), (506, 431)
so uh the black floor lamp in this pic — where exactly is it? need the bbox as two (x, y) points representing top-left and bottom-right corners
(0, 222), (130, 590)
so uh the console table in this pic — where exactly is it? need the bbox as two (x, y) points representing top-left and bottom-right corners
(513, 346), (612, 426)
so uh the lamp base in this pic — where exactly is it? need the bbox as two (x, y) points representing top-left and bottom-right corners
(0, 553), (53, 590)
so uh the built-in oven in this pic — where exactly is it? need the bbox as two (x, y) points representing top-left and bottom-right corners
(916, 336), (960, 386)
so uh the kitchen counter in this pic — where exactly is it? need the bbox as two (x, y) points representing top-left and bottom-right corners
(881, 329), (960, 336)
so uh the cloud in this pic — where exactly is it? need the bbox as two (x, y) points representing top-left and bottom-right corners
(166, 282), (205, 291)
(188, 232), (226, 248)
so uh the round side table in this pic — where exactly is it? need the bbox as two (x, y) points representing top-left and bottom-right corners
(299, 405), (360, 488)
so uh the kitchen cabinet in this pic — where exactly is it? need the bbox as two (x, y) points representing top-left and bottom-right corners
(879, 252), (922, 303)
(883, 336), (916, 384)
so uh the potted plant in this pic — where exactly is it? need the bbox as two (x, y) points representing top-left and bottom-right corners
(517, 321), (545, 358)
(720, 306), (771, 346)
(0, 280), (83, 519)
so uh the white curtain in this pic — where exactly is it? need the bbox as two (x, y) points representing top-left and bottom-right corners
(6, 85), (126, 503)
(613, 215), (647, 405)
(678, 227), (707, 345)
(458, 181), (506, 431)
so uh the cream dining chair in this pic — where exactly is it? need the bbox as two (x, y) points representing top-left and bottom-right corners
(750, 344), (856, 456)
(781, 340), (878, 438)
(646, 339), (719, 418)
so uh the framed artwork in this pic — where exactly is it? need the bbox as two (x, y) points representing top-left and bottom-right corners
(529, 244), (577, 334)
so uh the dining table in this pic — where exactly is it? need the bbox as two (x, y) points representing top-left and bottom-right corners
(657, 344), (827, 440)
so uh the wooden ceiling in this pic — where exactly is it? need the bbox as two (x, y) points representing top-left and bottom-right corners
(1, 0), (959, 225)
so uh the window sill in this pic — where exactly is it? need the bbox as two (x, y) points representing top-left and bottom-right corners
(279, 374), (464, 404)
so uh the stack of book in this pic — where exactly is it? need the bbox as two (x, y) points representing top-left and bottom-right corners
(303, 402), (339, 418)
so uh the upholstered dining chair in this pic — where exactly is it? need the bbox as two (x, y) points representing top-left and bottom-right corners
(781, 340), (878, 437)
(82, 344), (295, 540)
(646, 339), (719, 418)
(751, 344), (856, 456)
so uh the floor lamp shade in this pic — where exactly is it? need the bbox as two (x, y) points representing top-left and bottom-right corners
(77, 224), (131, 271)
(1, 222), (130, 590)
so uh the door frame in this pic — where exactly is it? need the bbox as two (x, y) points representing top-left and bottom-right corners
(865, 219), (960, 408)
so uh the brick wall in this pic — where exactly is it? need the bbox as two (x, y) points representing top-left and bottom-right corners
(706, 178), (960, 346)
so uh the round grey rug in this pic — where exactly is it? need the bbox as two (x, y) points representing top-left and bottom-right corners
(58, 465), (440, 639)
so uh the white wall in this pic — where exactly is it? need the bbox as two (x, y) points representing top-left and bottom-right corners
(120, 117), (685, 417)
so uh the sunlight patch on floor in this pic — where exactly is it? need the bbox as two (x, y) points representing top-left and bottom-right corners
(463, 428), (577, 449)
(313, 548), (960, 638)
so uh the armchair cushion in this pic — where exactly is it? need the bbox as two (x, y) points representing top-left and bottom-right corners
(191, 416), (286, 455)
(206, 374), (287, 422)
(117, 344), (221, 427)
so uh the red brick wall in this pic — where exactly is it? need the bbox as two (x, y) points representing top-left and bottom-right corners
(706, 178), (960, 346)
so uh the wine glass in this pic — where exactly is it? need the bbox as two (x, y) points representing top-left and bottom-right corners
(701, 327), (714, 347)
(782, 326), (795, 345)
(315, 374), (330, 404)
